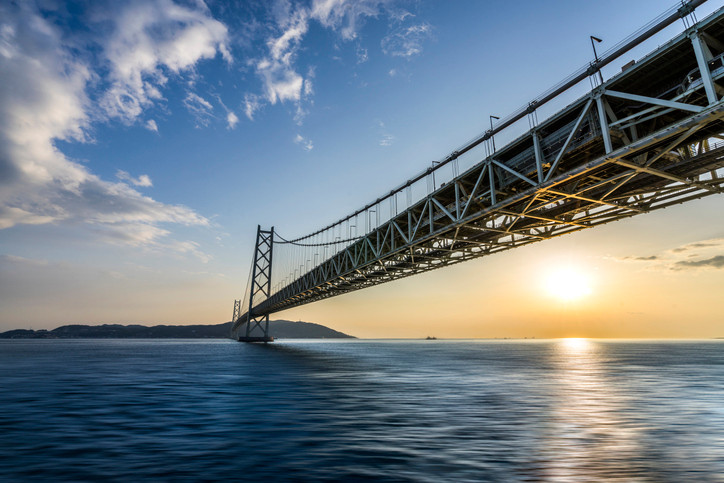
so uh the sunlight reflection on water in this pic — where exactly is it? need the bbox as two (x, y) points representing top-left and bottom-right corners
(0, 339), (723, 481)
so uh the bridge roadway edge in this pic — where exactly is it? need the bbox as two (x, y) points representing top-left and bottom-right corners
(233, 2), (724, 332)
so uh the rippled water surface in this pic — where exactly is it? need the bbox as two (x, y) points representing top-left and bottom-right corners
(1, 339), (723, 481)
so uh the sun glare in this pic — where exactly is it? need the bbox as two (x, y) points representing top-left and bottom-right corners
(560, 337), (590, 351)
(544, 267), (593, 302)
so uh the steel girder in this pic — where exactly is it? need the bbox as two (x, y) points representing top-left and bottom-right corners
(249, 7), (724, 317)
(257, 109), (724, 316)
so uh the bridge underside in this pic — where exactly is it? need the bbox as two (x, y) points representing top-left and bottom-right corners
(259, 110), (724, 315)
(239, 5), (724, 321)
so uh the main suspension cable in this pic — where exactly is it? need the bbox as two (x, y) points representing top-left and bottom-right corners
(274, 232), (362, 246)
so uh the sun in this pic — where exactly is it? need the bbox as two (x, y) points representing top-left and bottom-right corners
(544, 267), (593, 302)
(560, 337), (590, 350)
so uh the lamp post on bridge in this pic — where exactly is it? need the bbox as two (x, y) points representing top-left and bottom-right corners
(367, 210), (376, 232)
(490, 115), (500, 153)
(590, 35), (604, 85)
(431, 161), (440, 190)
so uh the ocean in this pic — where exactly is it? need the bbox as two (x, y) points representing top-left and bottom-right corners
(1, 339), (723, 481)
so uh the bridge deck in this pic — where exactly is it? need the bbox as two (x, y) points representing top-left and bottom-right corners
(234, 4), (724, 330)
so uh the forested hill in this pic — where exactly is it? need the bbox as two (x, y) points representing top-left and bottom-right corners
(0, 320), (355, 339)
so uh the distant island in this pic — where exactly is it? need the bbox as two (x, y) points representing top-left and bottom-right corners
(0, 320), (355, 340)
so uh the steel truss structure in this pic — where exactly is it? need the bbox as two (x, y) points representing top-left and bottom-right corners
(238, 3), (724, 322)
(232, 226), (274, 341)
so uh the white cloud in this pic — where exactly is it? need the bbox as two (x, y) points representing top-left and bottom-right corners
(257, 57), (305, 105)
(356, 45), (369, 64)
(379, 134), (394, 146)
(374, 120), (393, 146)
(167, 239), (212, 263)
(387, 8), (413, 23)
(243, 93), (263, 120)
(304, 66), (315, 96)
(247, 0), (389, 123)
(183, 92), (214, 127)
(226, 111), (239, 129)
(116, 170), (153, 187)
(100, 0), (230, 123)
(93, 222), (211, 263)
(0, 207), (56, 230)
(255, 7), (309, 107)
(96, 222), (170, 247)
(294, 134), (314, 151)
(311, 0), (387, 41)
(247, 4), (315, 126)
(145, 119), (159, 132)
(0, 2), (209, 257)
(213, 94), (239, 129)
(381, 23), (433, 58)
(294, 104), (309, 126)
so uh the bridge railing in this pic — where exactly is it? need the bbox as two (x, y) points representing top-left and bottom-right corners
(237, 0), (724, 321)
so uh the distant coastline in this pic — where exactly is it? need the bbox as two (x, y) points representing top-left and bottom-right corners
(0, 320), (355, 339)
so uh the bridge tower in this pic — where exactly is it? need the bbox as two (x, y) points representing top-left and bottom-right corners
(237, 225), (274, 343)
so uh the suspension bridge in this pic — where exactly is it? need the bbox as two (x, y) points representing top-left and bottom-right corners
(232, 0), (724, 342)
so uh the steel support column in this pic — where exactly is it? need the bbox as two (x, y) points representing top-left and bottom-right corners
(596, 94), (613, 154)
(236, 225), (274, 342)
(690, 30), (719, 105)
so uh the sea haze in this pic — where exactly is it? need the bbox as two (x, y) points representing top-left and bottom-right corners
(1, 339), (723, 481)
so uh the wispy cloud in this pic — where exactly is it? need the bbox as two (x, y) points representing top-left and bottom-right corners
(116, 170), (153, 188)
(381, 23), (433, 58)
(226, 111), (239, 129)
(0, 208), (56, 230)
(379, 134), (394, 146)
(356, 45), (369, 63)
(311, 0), (387, 41)
(243, 92), (263, 120)
(375, 120), (394, 146)
(145, 119), (159, 132)
(294, 134), (314, 151)
(256, 7), (308, 106)
(614, 238), (724, 271)
(0, 0), (435, 259)
(671, 240), (723, 252)
(183, 92), (215, 127)
(245, 0), (398, 124)
(100, 0), (230, 123)
(0, 1), (211, 258)
(675, 255), (724, 269)
(213, 94), (239, 130)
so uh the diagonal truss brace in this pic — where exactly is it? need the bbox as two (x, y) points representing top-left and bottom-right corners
(232, 225), (274, 341)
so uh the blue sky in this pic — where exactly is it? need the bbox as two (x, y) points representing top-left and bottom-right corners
(1, 0), (722, 335)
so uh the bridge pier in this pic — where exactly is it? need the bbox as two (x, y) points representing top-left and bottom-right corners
(230, 226), (275, 342)
(238, 313), (273, 343)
